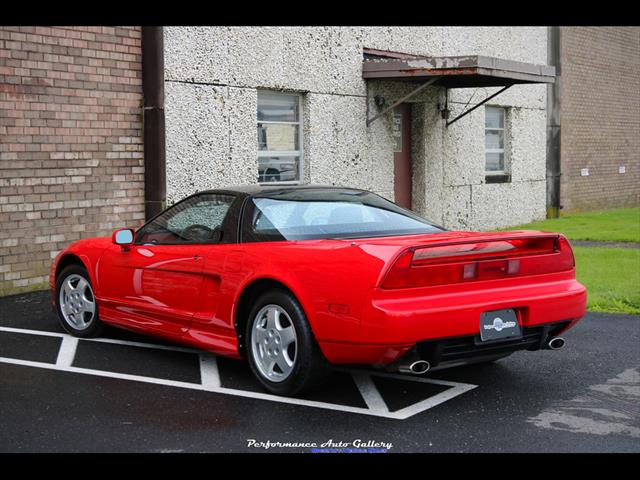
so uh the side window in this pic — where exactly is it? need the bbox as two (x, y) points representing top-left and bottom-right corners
(257, 90), (303, 183)
(137, 194), (235, 245)
(485, 106), (509, 175)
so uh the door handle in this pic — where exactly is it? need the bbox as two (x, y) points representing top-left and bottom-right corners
(193, 255), (200, 261)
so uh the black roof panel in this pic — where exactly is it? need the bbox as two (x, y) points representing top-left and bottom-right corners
(202, 184), (367, 197)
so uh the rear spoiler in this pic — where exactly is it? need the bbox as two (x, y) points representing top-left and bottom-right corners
(380, 233), (574, 289)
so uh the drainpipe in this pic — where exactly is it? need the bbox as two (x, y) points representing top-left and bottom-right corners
(546, 26), (561, 218)
(142, 26), (166, 220)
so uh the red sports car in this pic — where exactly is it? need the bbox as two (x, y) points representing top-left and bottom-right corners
(50, 186), (587, 395)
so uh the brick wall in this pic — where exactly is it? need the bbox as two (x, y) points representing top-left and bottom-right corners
(560, 27), (640, 211)
(0, 27), (145, 296)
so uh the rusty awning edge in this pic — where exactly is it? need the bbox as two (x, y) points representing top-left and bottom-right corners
(363, 54), (555, 85)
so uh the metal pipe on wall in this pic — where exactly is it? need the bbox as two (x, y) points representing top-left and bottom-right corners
(141, 27), (166, 220)
(546, 26), (562, 219)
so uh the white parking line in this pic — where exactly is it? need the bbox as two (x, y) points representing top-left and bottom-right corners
(56, 336), (78, 367)
(0, 326), (478, 420)
(199, 353), (221, 389)
(352, 371), (389, 413)
(0, 326), (200, 354)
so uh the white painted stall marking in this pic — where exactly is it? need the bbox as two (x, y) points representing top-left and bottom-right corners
(55, 336), (78, 367)
(352, 371), (389, 413)
(199, 352), (221, 389)
(0, 326), (477, 420)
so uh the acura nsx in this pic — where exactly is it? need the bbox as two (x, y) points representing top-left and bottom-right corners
(50, 186), (587, 395)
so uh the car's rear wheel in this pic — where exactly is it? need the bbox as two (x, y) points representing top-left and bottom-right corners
(246, 289), (329, 396)
(55, 265), (104, 338)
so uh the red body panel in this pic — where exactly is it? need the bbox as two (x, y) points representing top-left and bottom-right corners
(50, 229), (587, 365)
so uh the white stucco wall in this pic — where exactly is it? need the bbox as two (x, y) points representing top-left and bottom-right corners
(164, 26), (548, 230)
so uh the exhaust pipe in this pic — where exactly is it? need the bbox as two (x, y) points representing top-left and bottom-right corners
(547, 337), (565, 350)
(398, 360), (431, 375)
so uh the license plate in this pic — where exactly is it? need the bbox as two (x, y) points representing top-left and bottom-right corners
(480, 309), (522, 342)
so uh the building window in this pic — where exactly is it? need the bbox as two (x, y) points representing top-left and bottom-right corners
(485, 106), (508, 175)
(257, 91), (303, 183)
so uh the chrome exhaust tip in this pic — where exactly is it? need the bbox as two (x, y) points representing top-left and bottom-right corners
(398, 360), (431, 375)
(548, 337), (566, 350)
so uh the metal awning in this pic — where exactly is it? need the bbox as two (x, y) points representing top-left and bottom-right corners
(363, 51), (555, 87)
(362, 48), (555, 126)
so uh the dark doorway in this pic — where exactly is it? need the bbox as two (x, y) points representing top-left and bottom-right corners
(393, 104), (412, 210)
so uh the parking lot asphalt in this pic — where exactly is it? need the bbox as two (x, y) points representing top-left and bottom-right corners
(0, 290), (638, 453)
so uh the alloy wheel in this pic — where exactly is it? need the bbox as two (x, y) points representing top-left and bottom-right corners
(250, 304), (298, 382)
(59, 274), (96, 330)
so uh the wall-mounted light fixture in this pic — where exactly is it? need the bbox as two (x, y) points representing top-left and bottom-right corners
(374, 95), (386, 108)
(438, 88), (450, 121)
(437, 102), (450, 120)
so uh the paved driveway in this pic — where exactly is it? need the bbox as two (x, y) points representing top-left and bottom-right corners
(0, 291), (638, 453)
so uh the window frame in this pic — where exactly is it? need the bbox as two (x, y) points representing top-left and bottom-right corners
(484, 106), (508, 176)
(257, 90), (304, 185)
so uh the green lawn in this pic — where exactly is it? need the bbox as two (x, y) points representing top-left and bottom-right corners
(573, 247), (640, 315)
(504, 207), (640, 243)
(499, 207), (640, 314)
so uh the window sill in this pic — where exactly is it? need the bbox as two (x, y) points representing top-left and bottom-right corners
(257, 180), (303, 186)
(485, 174), (511, 184)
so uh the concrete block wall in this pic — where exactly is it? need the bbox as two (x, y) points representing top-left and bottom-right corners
(164, 26), (549, 230)
(0, 26), (144, 296)
(559, 27), (640, 211)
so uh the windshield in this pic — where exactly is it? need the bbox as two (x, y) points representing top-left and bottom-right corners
(243, 189), (444, 241)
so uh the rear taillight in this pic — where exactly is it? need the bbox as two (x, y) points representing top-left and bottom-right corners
(381, 235), (575, 289)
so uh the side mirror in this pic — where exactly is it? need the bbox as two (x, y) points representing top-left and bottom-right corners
(112, 228), (135, 250)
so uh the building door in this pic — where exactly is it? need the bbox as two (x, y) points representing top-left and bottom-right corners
(393, 104), (412, 210)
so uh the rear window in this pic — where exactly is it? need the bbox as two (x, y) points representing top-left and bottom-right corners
(242, 189), (444, 242)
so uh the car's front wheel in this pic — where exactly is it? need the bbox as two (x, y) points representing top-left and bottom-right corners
(55, 265), (104, 338)
(246, 289), (329, 396)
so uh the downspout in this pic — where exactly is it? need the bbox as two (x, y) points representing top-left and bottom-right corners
(142, 26), (166, 220)
(546, 26), (561, 218)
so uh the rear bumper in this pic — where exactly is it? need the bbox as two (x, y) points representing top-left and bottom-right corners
(414, 319), (571, 368)
(318, 274), (586, 365)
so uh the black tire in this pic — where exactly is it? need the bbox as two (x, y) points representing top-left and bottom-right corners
(55, 264), (104, 338)
(245, 289), (330, 396)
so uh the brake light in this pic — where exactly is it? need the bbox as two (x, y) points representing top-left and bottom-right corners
(381, 235), (575, 289)
(380, 251), (414, 289)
